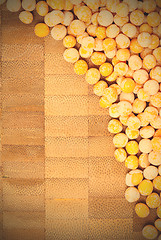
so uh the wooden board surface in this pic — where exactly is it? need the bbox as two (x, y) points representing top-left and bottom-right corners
(1, 6), (45, 240)
(0, 5), (157, 240)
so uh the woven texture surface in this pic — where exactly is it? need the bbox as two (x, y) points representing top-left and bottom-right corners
(0, 5), (155, 240)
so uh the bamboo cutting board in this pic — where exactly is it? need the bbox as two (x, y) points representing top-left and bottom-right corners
(0, 5), (157, 240)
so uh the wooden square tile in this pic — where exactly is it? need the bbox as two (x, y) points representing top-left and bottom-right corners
(2, 145), (44, 178)
(46, 178), (88, 199)
(88, 115), (111, 137)
(3, 211), (44, 229)
(0, 151), (1, 167)
(3, 195), (44, 212)
(45, 219), (88, 240)
(89, 197), (133, 219)
(2, 145), (44, 162)
(88, 84), (94, 96)
(46, 199), (88, 220)
(2, 93), (44, 112)
(45, 35), (65, 55)
(45, 157), (88, 179)
(3, 112), (44, 129)
(3, 161), (44, 179)
(45, 137), (88, 158)
(2, 61), (44, 80)
(3, 179), (45, 196)
(0, 179), (2, 212)
(0, 212), (2, 240)
(89, 157), (127, 198)
(45, 96), (88, 117)
(2, 43), (44, 61)
(89, 136), (115, 157)
(45, 74), (88, 96)
(89, 218), (133, 240)
(45, 53), (73, 75)
(2, 128), (44, 145)
(2, 77), (44, 95)
(3, 228), (45, 240)
(45, 116), (88, 137)
(131, 232), (147, 240)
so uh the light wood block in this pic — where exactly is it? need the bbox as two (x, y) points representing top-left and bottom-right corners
(45, 96), (88, 116)
(3, 179), (45, 196)
(2, 43), (44, 61)
(3, 228), (45, 240)
(2, 145), (45, 178)
(89, 219), (133, 240)
(0, 212), (2, 240)
(88, 115), (111, 137)
(89, 197), (133, 219)
(2, 61), (44, 79)
(2, 77), (44, 95)
(2, 93), (43, 112)
(46, 178), (88, 199)
(45, 137), (88, 158)
(3, 195), (44, 212)
(89, 136), (115, 157)
(45, 157), (88, 179)
(45, 74), (88, 96)
(2, 145), (44, 162)
(0, 151), (2, 168)
(45, 116), (88, 137)
(45, 35), (65, 55)
(3, 112), (44, 129)
(2, 128), (44, 145)
(88, 84), (95, 95)
(89, 175), (127, 199)
(45, 219), (88, 240)
(46, 199), (88, 220)
(89, 157), (127, 198)
(3, 211), (44, 229)
(3, 161), (44, 179)
(45, 53), (73, 75)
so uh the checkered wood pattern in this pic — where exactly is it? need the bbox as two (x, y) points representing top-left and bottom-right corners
(1, 6), (45, 240)
(0, 7), (2, 240)
(0, 5), (155, 240)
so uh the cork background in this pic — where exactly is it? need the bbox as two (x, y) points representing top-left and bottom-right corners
(0, 4), (159, 240)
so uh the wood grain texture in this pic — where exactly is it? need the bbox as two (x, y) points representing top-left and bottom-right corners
(0, 7), (2, 240)
(0, 4), (156, 240)
(1, 6), (45, 240)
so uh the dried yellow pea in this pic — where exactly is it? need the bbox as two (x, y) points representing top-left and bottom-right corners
(139, 153), (150, 168)
(114, 148), (127, 162)
(108, 119), (123, 134)
(93, 80), (108, 96)
(135, 203), (150, 218)
(138, 179), (153, 196)
(125, 186), (140, 202)
(142, 225), (158, 240)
